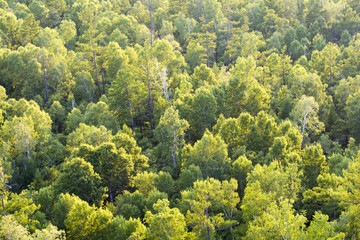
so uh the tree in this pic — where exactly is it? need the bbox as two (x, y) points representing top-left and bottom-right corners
(310, 42), (342, 86)
(52, 157), (105, 205)
(346, 91), (360, 142)
(108, 66), (147, 133)
(241, 162), (302, 223)
(191, 64), (216, 89)
(217, 113), (253, 158)
(145, 199), (189, 240)
(33, 27), (66, 103)
(290, 95), (324, 147)
(185, 40), (207, 73)
(302, 172), (344, 221)
(189, 87), (217, 140)
(0, 12), (21, 48)
(83, 101), (119, 133)
(245, 200), (307, 240)
(181, 178), (239, 240)
(75, 142), (133, 202)
(106, 216), (146, 240)
(76, 1), (104, 98)
(58, 20), (76, 49)
(231, 155), (253, 198)
(302, 144), (327, 189)
(131, 171), (157, 196)
(64, 197), (113, 240)
(305, 211), (345, 239)
(0, 98), (52, 191)
(66, 123), (112, 152)
(0, 214), (32, 240)
(20, 14), (40, 45)
(177, 164), (203, 191)
(0, 215), (65, 240)
(154, 106), (189, 175)
(184, 130), (230, 180)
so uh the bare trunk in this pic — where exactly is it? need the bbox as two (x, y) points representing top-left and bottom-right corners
(92, 41), (102, 97)
(42, 49), (48, 102)
(301, 109), (310, 149)
(146, 64), (155, 130)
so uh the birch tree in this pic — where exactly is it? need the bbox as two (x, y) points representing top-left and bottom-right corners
(290, 95), (324, 147)
(154, 106), (189, 175)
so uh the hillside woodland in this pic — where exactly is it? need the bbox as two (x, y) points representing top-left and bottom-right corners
(1, 0), (360, 239)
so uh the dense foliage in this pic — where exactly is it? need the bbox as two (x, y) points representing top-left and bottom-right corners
(0, 0), (360, 239)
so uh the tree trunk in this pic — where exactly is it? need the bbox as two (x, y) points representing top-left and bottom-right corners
(92, 41), (102, 97)
(146, 63), (155, 130)
(301, 109), (310, 149)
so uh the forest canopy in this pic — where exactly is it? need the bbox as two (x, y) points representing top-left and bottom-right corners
(0, 0), (360, 239)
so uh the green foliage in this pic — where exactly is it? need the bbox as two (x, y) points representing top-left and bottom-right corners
(189, 87), (217, 140)
(183, 130), (230, 180)
(290, 95), (324, 146)
(106, 216), (146, 240)
(145, 199), (188, 239)
(0, 214), (65, 240)
(66, 123), (112, 152)
(0, 0), (359, 239)
(64, 198), (113, 240)
(241, 162), (302, 223)
(302, 144), (327, 189)
(245, 200), (307, 240)
(154, 106), (189, 174)
(177, 164), (203, 191)
(346, 91), (360, 142)
(52, 158), (105, 205)
(181, 178), (239, 239)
